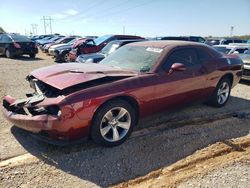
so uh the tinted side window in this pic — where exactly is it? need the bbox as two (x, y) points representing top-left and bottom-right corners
(1, 35), (11, 42)
(224, 40), (233, 44)
(234, 40), (242, 43)
(163, 48), (199, 70)
(196, 48), (210, 61)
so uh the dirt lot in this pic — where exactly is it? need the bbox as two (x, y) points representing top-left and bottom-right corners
(0, 52), (250, 187)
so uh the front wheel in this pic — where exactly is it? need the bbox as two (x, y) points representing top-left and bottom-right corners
(91, 100), (136, 147)
(208, 78), (231, 107)
(5, 49), (13, 58)
(63, 53), (69, 62)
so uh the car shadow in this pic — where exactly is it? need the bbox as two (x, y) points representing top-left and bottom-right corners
(11, 96), (250, 187)
(15, 55), (44, 61)
(240, 79), (250, 86)
(0, 55), (44, 61)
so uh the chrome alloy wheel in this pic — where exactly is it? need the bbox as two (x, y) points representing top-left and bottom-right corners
(100, 107), (131, 142)
(64, 53), (69, 62)
(217, 82), (230, 104)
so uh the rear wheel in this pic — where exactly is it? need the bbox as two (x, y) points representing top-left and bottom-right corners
(208, 78), (231, 107)
(91, 100), (136, 147)
(5, 49), (13, 58)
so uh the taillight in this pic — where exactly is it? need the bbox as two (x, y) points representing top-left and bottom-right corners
(13, 42), (21, 48)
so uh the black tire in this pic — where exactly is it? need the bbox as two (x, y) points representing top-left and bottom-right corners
(91, 100), (136, 147)
(5, 49), (13, 58)
(29, 53), (36, 58)
(207, 77), (231, 107)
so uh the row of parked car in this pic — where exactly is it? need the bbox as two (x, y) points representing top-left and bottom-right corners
(1, 32), (250, 81)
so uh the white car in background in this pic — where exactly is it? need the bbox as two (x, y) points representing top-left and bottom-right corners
(213, 44), (249, 55)
(238, 49), (250, 81)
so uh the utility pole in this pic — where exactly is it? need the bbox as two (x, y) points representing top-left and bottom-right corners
(41, 16), (53, 34)
(123, 26), (125, 35)
(230, 26), (234, 37)
(31, 24), (38, 36)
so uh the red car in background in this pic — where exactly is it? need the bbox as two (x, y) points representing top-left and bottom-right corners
(2, 41), (242, 146)
(68, 34), (145, 61)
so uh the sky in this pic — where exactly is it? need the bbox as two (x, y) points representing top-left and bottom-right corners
(0, 0), (250, 37)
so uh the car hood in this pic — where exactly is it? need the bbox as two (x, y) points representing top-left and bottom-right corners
(239, 54), (250, 64)
(30, 63), (137, 90)
(77, 53), (105, 63)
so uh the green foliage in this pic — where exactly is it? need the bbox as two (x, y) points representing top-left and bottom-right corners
(231, 35), (250, 40)
(0, 27), (5, 32)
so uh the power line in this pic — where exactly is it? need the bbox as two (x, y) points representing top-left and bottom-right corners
(94, 0), (156, 19)
(31, 24), (38, 35)
(41, 16), (53, 34)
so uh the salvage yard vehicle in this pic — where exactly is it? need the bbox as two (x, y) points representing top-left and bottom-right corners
(52, 38), (91, 62)
(0, 33), (38, 58)
(2, 41), (243, 147)
(219, 38), (244, 45)
(160, 36), (205, 43)
(213, 45), (249, 55)
(238, 49), (250, 81)
(42, 36), (78, 53)
(76, 39), (144, 63)
(68, 34), (145, 62)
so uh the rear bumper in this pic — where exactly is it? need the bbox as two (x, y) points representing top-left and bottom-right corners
(12, 48), (38, 56)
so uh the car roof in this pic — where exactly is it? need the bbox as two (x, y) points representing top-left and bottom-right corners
(127, 40), (207, 49)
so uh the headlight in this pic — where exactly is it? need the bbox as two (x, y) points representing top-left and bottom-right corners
(86, 58), (94, 63)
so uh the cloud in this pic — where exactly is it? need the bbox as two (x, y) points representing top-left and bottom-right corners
(51, 14), (68, 19)
(51, 9), (78, 19)
(64, 9), (78, 16)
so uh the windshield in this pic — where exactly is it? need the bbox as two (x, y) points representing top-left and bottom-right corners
(99, 45), (163, 72)
(93, 35), (112, 46)
(101, 41), (120, 55)
(9, 34), (31, 42)
(67, 38), (77, 45)
(214, 46), (231, 54)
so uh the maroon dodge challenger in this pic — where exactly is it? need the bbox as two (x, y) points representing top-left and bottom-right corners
(2, 41), (242, 146)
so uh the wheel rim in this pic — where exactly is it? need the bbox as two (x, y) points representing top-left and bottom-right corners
(217, 82), (230, 104)
(6, 50), (10, 58)
(64, 53), (69, 62)
(100, 107), (131, 142)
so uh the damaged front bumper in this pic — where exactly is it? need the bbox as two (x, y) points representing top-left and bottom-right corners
(2, 95), (60, 133)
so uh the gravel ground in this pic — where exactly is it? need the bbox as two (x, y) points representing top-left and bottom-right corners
(178, 160), (250, 188)
(0, 53), (250, 187)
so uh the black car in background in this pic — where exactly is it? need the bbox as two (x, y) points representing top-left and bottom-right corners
(160, 36), (206, 43)
(0, 33), (38, 58)
(76, 39), (144, 63)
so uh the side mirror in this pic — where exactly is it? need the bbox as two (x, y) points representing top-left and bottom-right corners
(168, 63), (186, 75)
(170, 63), (186, 71)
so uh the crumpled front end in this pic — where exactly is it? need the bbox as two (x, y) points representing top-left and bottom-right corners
(2, 76), (91, 140)
(2, 95), (61, 133)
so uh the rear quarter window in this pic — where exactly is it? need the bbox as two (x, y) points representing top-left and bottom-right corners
(196, 48), (211, 61)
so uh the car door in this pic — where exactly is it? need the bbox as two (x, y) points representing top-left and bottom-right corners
(0, 35), (5, 54)
(79, 39), (98, 54)
(154, 47), (208, 112)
